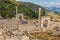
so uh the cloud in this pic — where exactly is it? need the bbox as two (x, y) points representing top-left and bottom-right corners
(50, 2), (60, 5)
(44, 2), (48, 4)
(39, 2), (60, 7)
(50, 2), (60, 7)
(44, 2), (60, 5)
(50, 2), (55, 4)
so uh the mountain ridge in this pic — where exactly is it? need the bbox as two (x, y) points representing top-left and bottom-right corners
(45, 7), (60, 13)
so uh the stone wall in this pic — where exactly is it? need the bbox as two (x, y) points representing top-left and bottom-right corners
(41, 16), (50, 32)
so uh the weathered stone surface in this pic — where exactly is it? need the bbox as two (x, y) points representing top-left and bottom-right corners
(6, 37), (19, 40)
(21, 35), (30, 40)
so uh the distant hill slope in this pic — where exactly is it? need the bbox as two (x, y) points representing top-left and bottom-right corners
(0, 0), (38, 19)
(0, 0), (49, 19)
(19, 1), (49, 13)
(45, 7), (60, 14)
(0, 0), (60, 20)
(21, 1), (60, 14)
(20, 2), (41, 12)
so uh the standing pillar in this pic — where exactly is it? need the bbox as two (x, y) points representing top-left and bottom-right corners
(16, 7), (18, 20)
(16, 7), (20, 35)
(38, 8), (42, 32)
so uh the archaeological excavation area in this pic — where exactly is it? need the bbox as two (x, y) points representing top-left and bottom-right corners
(0, 8), (60, 40)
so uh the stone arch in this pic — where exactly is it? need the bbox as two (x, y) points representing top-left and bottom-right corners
(41, 16), (50, 32)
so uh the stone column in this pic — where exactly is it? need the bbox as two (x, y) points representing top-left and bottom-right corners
(16, 7), (18, 20)
(38, 8), (42, 32)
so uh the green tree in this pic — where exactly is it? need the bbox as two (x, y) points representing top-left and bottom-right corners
(41, 11), (45, 16)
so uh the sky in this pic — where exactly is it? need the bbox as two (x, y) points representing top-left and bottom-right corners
(17, 0), (60, 7)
